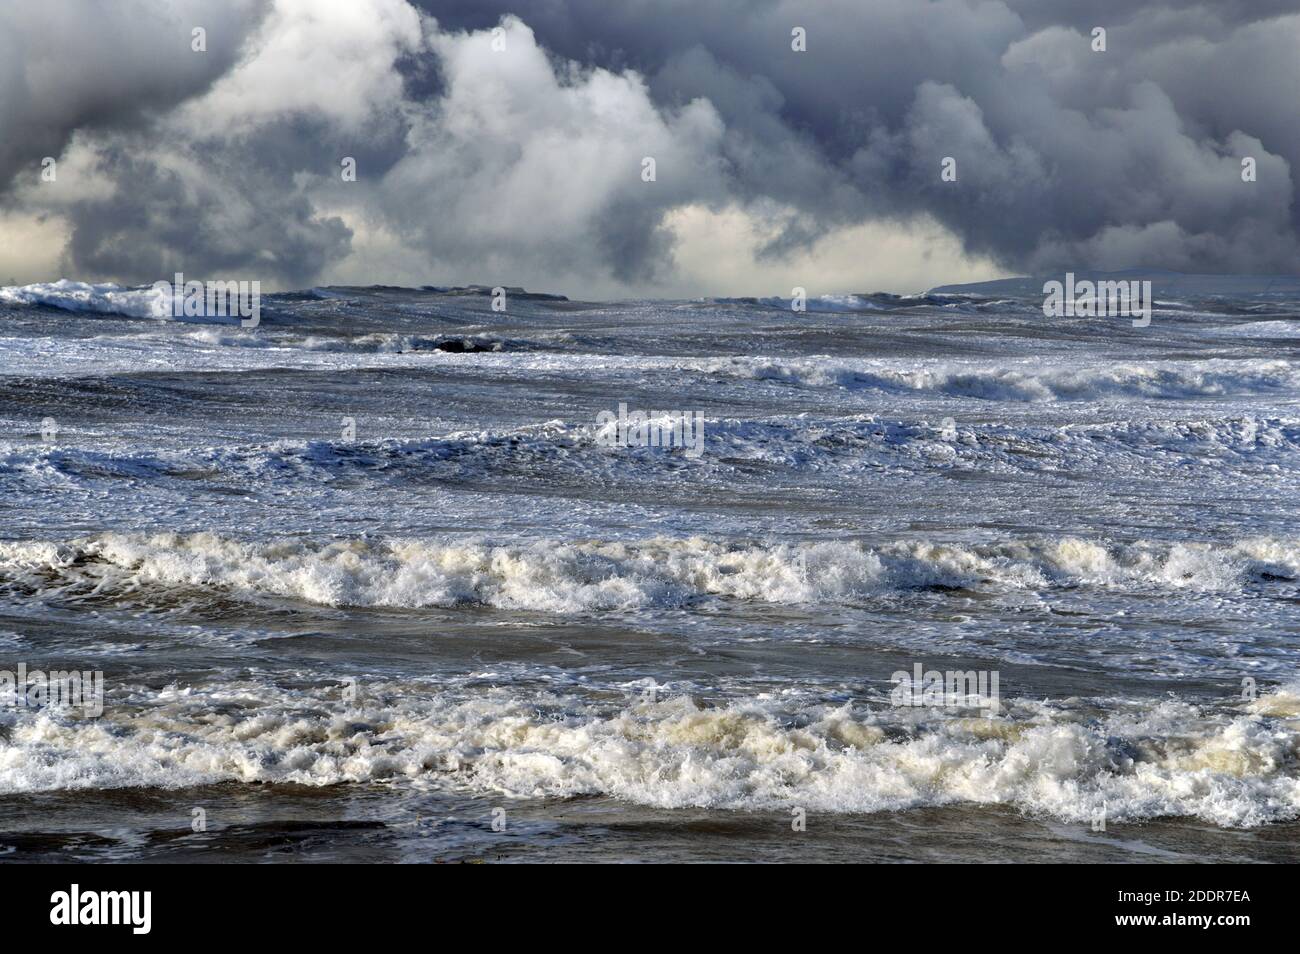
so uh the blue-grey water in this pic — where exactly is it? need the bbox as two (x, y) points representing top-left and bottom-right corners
(0, 280), (1298, 862)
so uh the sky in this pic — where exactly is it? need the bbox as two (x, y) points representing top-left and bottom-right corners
(1, 0), (1297, 297)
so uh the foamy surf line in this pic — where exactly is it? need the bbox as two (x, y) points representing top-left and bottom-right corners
(690, 356), (1300, 401)
(3, 676), (1298, 827)
(0, 280), (170, 318)
(1, 532), (1296, 611)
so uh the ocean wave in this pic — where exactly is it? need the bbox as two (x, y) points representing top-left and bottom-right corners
(711, 294), (881, 312)
(1207, 319), (1300, 339)
(708, 292), (1009, 313)
(2, 677), (1296, 826)
(5, 415), (1296, 489)
(7, 321), (1294, 407)
(0, 532), (1295, 612)
(692, 356), (1300, 401)
(0, 280), (573, 322)
(0, 280), (169, 319)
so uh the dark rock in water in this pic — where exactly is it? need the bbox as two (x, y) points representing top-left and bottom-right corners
(434, 338), (502, 353)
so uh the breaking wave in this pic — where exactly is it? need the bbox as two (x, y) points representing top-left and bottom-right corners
(0, 280), (170, 319)
(2, 675), (1297, 827)
(693, 356), (1300, 401)
(0, 532), (1295, 612)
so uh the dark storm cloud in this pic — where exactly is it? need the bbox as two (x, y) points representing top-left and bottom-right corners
(420, 0), (1300, 274)
(1000, 0), (1300, 33)
(1, 0), (417, 287)
(0, 0), (270, 192)
(2, 0), (1298, 289)
(62, 144), (353, 289)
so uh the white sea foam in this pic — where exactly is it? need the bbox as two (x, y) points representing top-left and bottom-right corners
(692, 356), (1300, 401)
(1, 677), (1296, 827)
(1208, 319), (1300, 339)
(0, 532), (1295, 612)
(0, 280), (169, 318)
(751, 294), (880, 312)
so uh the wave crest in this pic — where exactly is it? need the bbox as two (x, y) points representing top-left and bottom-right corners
(3, 678), (1297, 826)
(0, 532), (1295, 612)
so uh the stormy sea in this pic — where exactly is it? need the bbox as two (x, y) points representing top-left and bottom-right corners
(1, 275), (1297, 863)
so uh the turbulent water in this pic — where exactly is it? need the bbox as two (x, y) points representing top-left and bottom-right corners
(1, 278), (1298, 862)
